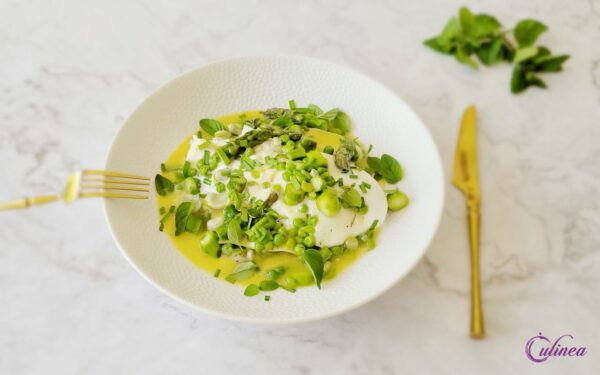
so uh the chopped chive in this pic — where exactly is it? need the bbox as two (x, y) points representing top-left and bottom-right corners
(159, 223), (164, 231)
(216, 148), (230, 165)
(213, 269), (221, 278)
(198, 141), (211, 150)
(160, 163), (166, 172)
(289, 99), (297, 109)
(349, 174), (358, 179)
(367, 144), (373, 154)
(264, 295), (271, 302)
(203, 150), (210, 165)
(368, 219), (379, 232)
(359, 181), (371, 193)
(159, 206), (166, 215)
(199, 193), (207, 198)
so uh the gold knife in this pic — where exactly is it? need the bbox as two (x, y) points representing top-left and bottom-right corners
(452, 105), (484, 339)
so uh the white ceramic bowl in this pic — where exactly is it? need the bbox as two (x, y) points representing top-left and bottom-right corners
(104, 56), (444, 323)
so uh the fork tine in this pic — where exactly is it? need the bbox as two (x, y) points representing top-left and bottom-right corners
(79, 192), (148, 199)
(83, 169), (150, 181)
(81, 185), (150, 192)
(81, 177), (150, 186)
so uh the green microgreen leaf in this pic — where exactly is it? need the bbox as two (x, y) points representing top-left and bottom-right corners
(226, 261), (258, 282)
(244, 283), (260, 296)
(174, 202), (194, 236)
(367, 154), (403, 183)
(259, 280), (279, 291)
(227, 218), (243, 245)
(301, 249), (324, 289)
(199, 118), (225, 136)
(330, 111), (351, 135)
(154, 174), (174, 196)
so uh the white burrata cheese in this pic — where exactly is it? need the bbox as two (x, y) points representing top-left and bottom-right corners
(271, 155), (386, 247)
(185, 135), (387, 247)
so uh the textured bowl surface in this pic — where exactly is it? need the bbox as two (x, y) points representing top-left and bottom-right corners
(104, 56), (444, 323)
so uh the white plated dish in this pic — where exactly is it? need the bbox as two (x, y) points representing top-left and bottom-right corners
(104, 56), (444, 323)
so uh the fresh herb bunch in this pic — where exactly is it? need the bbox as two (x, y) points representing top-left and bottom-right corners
(424, 6), (570, 93)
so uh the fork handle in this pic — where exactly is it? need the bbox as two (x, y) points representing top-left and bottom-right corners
(0, 195), (61, 211)
(467, 202), (484, 339)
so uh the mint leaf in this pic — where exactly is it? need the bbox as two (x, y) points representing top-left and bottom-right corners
(476, 38), (505, 65)
(513, 46), (539, 63)
(154, 174), (174, 196)
(455, 48), (479, 69)
(226, 261), (257, 282)
(301, 249), (324, 289)
(535, 54), (570, 72)
(459, 7), (475, 35)
(227, 218), (243, 244)
(514, 19), (547, 47)
(368, 154), (403, 183)
(199, 118), (225, 136)
(175, 202), (193, 236)
(330, 111), (351, 135)
(472, 14), (501, 37)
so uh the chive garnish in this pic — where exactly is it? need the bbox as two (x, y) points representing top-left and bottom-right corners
(216, 148), (230, 165)
(264, 295), (271, 302)
(198, 141), (211, 150)
(213, 269), (221, 278)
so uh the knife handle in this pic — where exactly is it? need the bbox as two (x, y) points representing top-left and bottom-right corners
(467, 201), (485, 339)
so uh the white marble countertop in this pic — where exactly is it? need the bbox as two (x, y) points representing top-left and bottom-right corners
(1, 0), (599, 374)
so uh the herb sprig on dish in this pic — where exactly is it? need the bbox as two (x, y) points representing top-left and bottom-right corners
(424, 6), (569, 93)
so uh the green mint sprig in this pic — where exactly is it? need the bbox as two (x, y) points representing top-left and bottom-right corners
(424, 7), (570, 93)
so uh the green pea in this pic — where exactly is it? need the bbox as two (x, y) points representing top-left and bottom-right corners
(199, 231), (220, 257)
(283, 183), (304, 205)
(273, 233), (285, 246)
(320, 247), (332, 261)
(303, 236), (315, 247)
(387, 190), (409, 211)
(316, 189), (341, 217)
(332, 245), (344, 256)
(345, 236), (359, 250)
(299, 203), (309, 213)
(293, 218), (306, 228)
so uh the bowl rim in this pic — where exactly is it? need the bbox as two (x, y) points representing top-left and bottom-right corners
(103, 55), (445, 324)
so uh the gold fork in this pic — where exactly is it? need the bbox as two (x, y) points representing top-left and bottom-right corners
(0, 169), (150, 211)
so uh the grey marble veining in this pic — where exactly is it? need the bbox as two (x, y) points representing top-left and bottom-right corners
(1, 0), (599, 374)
